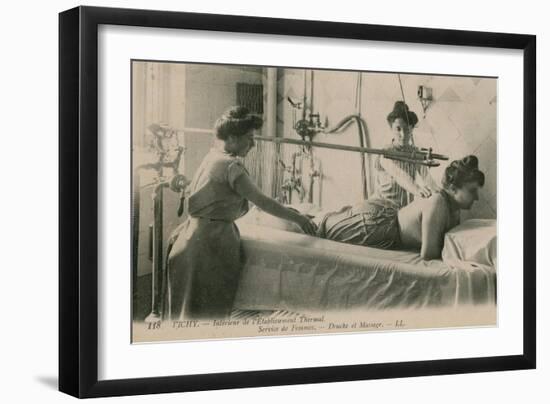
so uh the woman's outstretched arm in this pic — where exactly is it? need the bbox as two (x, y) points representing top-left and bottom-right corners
(380, 158), (431, 198)
(233, 173), (317, 235)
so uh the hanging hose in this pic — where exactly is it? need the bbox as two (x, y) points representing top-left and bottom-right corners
(359, 117), (373, 196)
(325, 114), (370, 200)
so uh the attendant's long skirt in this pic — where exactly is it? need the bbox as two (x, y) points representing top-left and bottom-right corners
(163, 217), (243, 320)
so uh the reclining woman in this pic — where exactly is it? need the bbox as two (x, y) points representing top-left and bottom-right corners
(317, 155), (485, 260)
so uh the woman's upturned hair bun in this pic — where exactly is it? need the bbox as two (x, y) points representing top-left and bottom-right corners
(442, 155), (485, 189)
(214, 106), (263, 140)
(386, 101), (419, 127)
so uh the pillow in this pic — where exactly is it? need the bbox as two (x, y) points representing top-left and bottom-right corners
(442, 219), (497, 267)
(236, 205), (304, 233)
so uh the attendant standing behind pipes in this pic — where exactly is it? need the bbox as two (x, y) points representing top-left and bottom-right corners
(163, 106), (317, 321)
(373, 101), (438, 207)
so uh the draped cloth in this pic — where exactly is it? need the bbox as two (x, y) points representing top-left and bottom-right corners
(162, 148), (250, 320)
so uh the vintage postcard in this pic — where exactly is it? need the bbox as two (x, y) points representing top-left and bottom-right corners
(131, 61), (497, 343)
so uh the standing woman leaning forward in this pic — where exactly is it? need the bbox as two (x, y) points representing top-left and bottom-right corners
(163, 106), (317, 321)
(373, 101), (439, 208)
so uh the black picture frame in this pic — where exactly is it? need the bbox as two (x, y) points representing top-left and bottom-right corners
(59, 5), (536, 398)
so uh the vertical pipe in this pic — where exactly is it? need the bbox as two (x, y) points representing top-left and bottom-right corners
(140, 63), (147, 147)
(162, 64), (170, 125)
(144, 63), (151, 146)
(132, 169), (140, 319)
(147, 180), (164, 322)
(266, 68), (278, 197)
(152, 64), (159, 124)
(147, 223), (153, 261)
(355, 72), (371, 199)
(302, 69), (307, 120)
(153, 184), (164, 315)
(266, 68), (277, 138)
(309, 70), (316, 203)
(309, 70), (315, 117)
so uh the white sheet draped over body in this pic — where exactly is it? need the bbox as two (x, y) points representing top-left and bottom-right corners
(234, 206), (497, 312)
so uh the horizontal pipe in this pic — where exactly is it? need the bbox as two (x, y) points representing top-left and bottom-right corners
(255, 135), (375, 153)
(144, 127), (447, 162)
(253, 135), (447, 161)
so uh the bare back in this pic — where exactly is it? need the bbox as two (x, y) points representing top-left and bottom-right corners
(397, 191), (460, 259)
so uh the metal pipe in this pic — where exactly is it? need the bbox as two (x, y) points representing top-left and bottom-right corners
(324, 114), (369, 198)
(145, 181), (167, 322)
(254, 135), (447, 166)
(254, 135), (377, 154)
(266, 68), (277, 138)
(266, 68), (278, 198)
(131, 169), (140, 318)
(302, 70), (307, 120)
(176, 127), (214, 135)
(148, 224), (153, 261)
(309, 70), (315, 117)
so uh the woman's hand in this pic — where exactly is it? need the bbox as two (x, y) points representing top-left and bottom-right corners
(416, 185), (433, 198)
(234, 174), (319, 236)
(296, 214), (318, 236)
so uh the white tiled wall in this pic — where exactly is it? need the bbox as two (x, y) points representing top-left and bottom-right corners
(274, 69), (497, 219)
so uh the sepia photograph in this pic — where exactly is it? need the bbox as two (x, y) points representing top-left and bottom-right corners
(131, 61), (497, 343)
